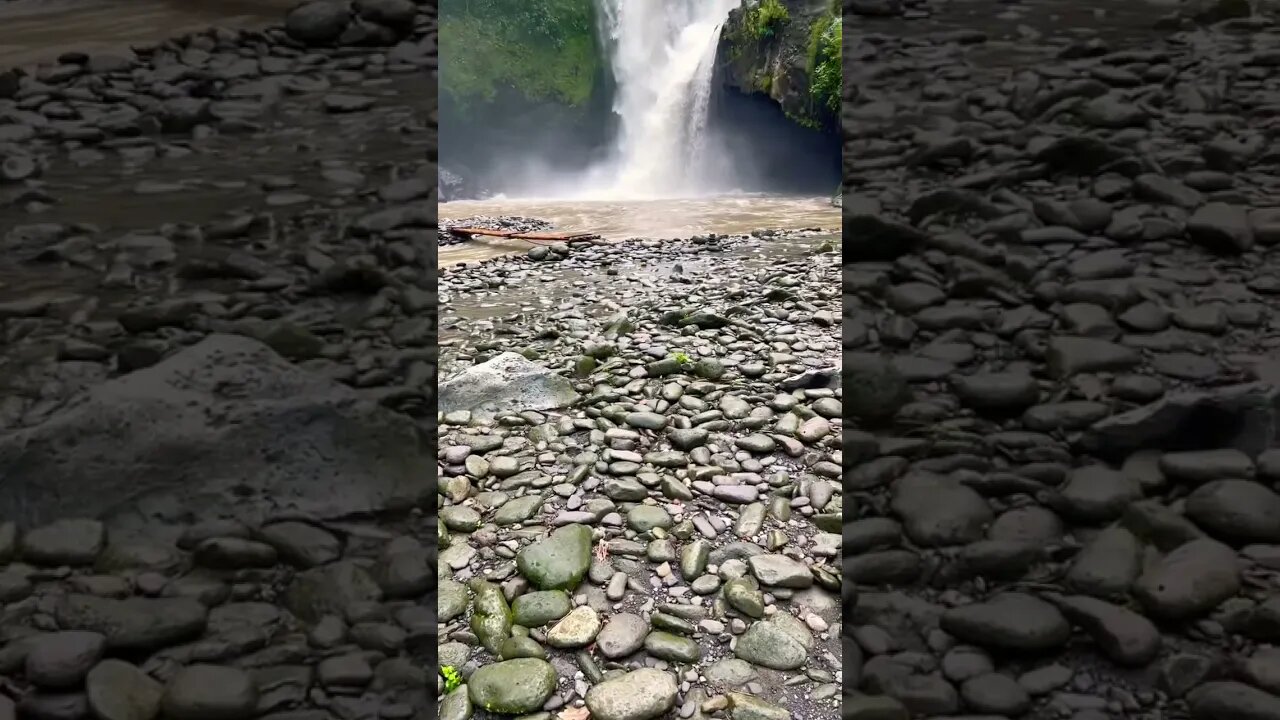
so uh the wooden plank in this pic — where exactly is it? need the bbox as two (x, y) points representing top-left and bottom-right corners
(516, 231), (598, 241)
(449, 227), (517, 238)
(449, 227), (600, 242)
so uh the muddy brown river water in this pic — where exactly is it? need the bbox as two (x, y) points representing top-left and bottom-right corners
(0, 0), (285, 69)
(439, 194), (840, 265)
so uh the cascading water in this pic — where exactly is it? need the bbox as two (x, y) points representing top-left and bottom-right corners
(584, 0), (743, 199)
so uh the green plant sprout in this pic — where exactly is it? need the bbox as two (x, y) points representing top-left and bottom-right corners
(672, 351), (692, 365)
(441, 665), (463, 693)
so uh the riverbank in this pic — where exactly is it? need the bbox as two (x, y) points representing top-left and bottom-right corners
(437, 230), (843, 720)
(846, 3), (1280, 719)
(0, 0), (435, 714)
(438, 195), (840, 265)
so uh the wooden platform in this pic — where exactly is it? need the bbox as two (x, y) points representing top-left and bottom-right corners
(449, 227), (600, 244)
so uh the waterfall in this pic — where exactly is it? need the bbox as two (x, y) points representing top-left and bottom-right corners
(589, 0), (742, 199)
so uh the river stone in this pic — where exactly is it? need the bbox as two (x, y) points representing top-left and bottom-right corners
(748, 554), (813, 588)
(584, 668), (677, 720)
(517, 524), (593, 590)
(845, 352), (911, 422)
(438, 579), (471, 623)
(644, 631), (701, 663)
(495, 494), (544, 526)
(735, 613), (813, 670)
(284, 560), (383, 623)
(54, 595), (207, 651)
(596, 613), (650, 658)
(21, 518), (106, 566)
(285, 0), (352, 45)
(546, 606), (602, 648)
(1185, 480), (1280, 544)
(0, 335), (426, 538)
(728, 693), (792, 720)
(438, 352), (579, 421)
(86, 659), (164, 720)
(440, 687), (472, 720)
(1135, 539), (1241, 620)
(1055, 595), (1161, 667)
(467, 659), (557, 715)
(704, 659), (757, 686)
(891, 473), (993, 547)
(160, 665), (258, 720)
(470, 579), (513, 654)
(500, 636), (547, 660)
(627, 506), (673, 532)
(512, 590), (572, 627)
(1188, 681), (1280, 719)
(25, 631), (105, 688)
(941, 593), (1070, 652)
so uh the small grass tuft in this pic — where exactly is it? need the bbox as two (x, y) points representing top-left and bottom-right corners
(744, 0), (790, 40)
(441, 665), (463, 693)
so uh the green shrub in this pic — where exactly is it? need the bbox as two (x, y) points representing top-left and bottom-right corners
(745, 0), (790, 39)
(809, 16), (841, 114)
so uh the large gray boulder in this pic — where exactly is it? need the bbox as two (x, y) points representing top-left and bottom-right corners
(0, 334), (426, 538)
(438, 352), (579, 420)
(285, 0), (353, 45)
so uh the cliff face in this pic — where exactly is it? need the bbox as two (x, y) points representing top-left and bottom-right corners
(717, 0), (841, 130)
(438, 0), (613, 195)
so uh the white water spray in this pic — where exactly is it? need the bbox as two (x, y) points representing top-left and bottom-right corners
(583, 0), (742, 199)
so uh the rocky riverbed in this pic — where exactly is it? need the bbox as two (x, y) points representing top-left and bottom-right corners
(436, 231), (843, 720)
(0, 0), (435, 715)
(845, 3), (1280, 720)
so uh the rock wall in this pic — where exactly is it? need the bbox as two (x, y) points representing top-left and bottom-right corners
(438, 0), (614, 194)
(717, 0), (840, 129)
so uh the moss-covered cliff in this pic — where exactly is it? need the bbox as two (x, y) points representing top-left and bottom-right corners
(440, 0), (602, 109)
(439, 0), (613, 195)
(718, 0), (841, 130)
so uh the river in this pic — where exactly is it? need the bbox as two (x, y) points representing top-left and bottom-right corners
(439, 194), (840, 265)
(0, 0), (288, 68)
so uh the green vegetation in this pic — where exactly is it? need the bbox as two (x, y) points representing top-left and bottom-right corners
(440, 0), (601, 109)
(672, 351), (692, 366)
(441, 665), (463, 693)
(743, 0), (791, 39)
(808, 14), (841, 114)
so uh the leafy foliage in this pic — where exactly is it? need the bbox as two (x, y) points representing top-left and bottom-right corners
(744, 0), (791, 39)
(809, 15), (841, 114)
(441, 665), (463, 693)
(440, 0), (601, 108)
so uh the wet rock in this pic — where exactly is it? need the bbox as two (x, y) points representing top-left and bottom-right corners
(160, 665), (258, 720)
(438, 352), (579, 420)
(25, 632), (106, 689)
(546, 606), (602, 648)
(517, 524), (593, 591)
(941, 593), (1071, 652)
(1187, 681), (1280, 720)
(1187, 203), (1255, 254)
(1185, 480), (1280, 544)
(585, 668), (677, 720)
(285, 0), (353, 45)
(0, 335), (426, 535)
(54, 595), (207, 651)
(85, 660), (163, 720)
(734, 614), (812, 670)
(467, 659), (557, 715)
(890, 473), (992, 547)
(1134, 539), (1241, 620)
